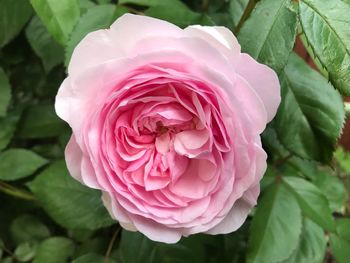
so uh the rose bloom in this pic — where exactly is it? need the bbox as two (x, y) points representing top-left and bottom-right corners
(55, 14), (280, 243)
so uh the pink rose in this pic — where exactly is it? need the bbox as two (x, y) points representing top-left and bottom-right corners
(55, 14), (280, 243)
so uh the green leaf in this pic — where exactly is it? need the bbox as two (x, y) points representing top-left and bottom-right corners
(299, 0), (350, 96)
(120, 231), (206, 263)
(30, 0), (80, 45)
(144, 3), (202, 28)
(334, 147), (350, 174)
(237, 0), (297, 73)
(229, 0), (249, 27)
(299, 32), (329, 78)
(79, 0), (96, 14)
(18, 104), (68, 139)
(0, 67), (11, 117)
(33, 237), (75, 263)
(274, 53), (345, 162)
(14, 242), (38, 262)
(25, 16), (64, 73)
(72, 253), (116, 263)
(283, 176), (335, 231)
(74, 237), (108, 257)
(0, 112), (21, 151)
(10, 215), (50, 245)
(28, 161), (114, 230)
(336, 219), (350, 241)
(0, 149), (48, 181)
(0, 0), (33, 47)
(313, 171), (346, 212)
(330, 220), (350, 263)
(282, 219), (326, 263)
(247, 182), (302, 263)
(65, 4), (117, 66)
(1, 257), (12, 263)
(118, 0), (185, 7)
(97, 0), (111, 4)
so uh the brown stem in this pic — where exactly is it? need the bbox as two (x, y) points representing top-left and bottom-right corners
(0, 181), (36, 201)
(275, 153), (293, 167)
(234, 0), (259, 35)
(104, 226), (120, 263)
(202, 0), (209, 12)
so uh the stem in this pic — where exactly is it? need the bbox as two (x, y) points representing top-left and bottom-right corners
(345, 102), (350, 117)
(275, 153), (293, 167)
(104, 227), (120, 263)
(0, 244), (14, 258)
(120, 5), (144, 15)
(234, 0), (259, 35)
(202, 0), (209, 12)
(0, 181), (36, 201)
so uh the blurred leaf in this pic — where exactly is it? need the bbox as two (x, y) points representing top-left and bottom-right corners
(30, 0), (80, 45)
(65, 4), (118, 66)
(283, 176), (335, 231)
(336, 219), (350, 241)
(97, 0), (111, 3)
(120, 231), (205, 263)
(0, 0), (33, 47)
(119, 0), (185, 7)
(74, 237), (108, 257)
(247, 182), (302, 263)
(14, 242), (38, 262)
(0, 67), (11, 117)
(229, 0), (249, 27)
(238, 0), (297, 73)
(25, 16), (64, 73)
(72, 253), (116, 263)
(33, 237), (75, 263)
(1, 257), (13, 263)
(330, 219), (350, 263)
(313, 171), (347, 212)
(330, 234), (350, 263)
(111, 6), (129, 21)
(18, 104), (68, 139)
(144, 3), (202, 27)
(79, 0), (96, 14)
(0, 112), (21, 151)
(299, 0), (350, 96)
(28, 161), (114, 230)
(0, 149), (48, 181)
(334, 147), (350, 174)
(275, 53), (345, 162)
(31, 144), (63, 159)
(10, 215), (50, 245)
(68, 229), (94, 243)
(281, 219), (326, 263)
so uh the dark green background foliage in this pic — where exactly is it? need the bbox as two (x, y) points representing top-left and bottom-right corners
(0, 0), (350, 262)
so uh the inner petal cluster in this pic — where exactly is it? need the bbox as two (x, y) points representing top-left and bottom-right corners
(95, 65), (234, 223)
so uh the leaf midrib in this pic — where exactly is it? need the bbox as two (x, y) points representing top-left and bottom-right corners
(300, 0), (350, 58)
(254, 0), (288, 58)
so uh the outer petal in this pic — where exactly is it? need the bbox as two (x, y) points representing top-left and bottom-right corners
(184, 25), (241, 55)
(102, 192), (137, 231)
(65, 135), (101, 189)
(131, 215), (182, 243)
(68, 14), (184, 75)
(206, 184), (260, 234)
(65, 135), (83, 182)
(236, 53), (281, 122)
(205, 199), (251, 234)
